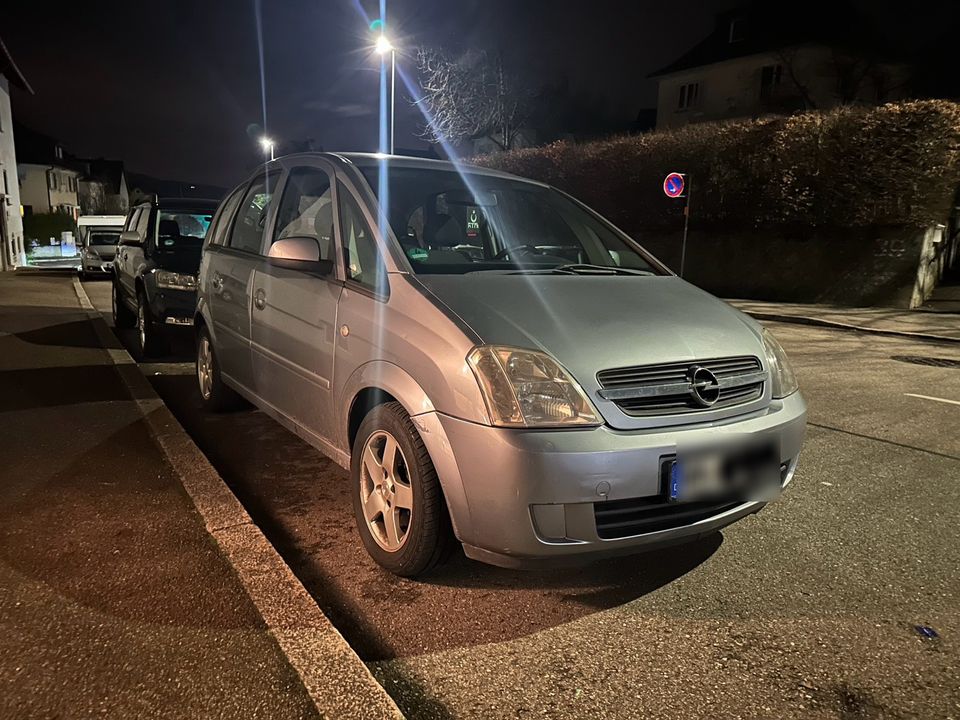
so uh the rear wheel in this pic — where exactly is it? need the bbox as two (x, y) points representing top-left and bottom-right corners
(196, 325), (243, 412)
(112, 280), (136, 329)
(352, 402), (453, 577)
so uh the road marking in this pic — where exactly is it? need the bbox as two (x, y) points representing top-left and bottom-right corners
(904, 393), (960, 407)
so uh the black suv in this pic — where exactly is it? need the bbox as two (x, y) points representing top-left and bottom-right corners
(112, 198), (218, 356)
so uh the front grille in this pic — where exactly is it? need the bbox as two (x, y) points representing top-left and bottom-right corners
(597, 356), (764, 417)
(594, 460), (790, 540)
(594, 496), (743, 539)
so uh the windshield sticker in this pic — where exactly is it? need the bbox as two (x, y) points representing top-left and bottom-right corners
(466, 208), (480, 238)
(407, 247), (429, 261)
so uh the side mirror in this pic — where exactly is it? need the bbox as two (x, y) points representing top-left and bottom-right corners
(268, 237), (333, 275)
(119, 230), (143, 248)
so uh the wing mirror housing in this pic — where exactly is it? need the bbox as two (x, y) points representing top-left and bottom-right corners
(119, 230), (144, 248)
(268, 237), (333, 275)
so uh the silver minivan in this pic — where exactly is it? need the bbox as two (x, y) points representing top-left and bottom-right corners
(196, 153), (806, 577)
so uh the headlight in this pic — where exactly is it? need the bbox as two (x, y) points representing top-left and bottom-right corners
(83, 247), (100, 259)
(155, 270), (197, 291)
(761, 327), (799, 398)
(467, 346), (600, 428)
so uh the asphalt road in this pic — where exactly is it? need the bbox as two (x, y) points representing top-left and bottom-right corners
(83, 278), (960, 719)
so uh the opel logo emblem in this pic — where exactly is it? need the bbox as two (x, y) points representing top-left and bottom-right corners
(688, 366), (720, 407)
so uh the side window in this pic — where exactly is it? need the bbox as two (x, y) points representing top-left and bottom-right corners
(273, 167), (334, 259)
(208, 187), (244, 247)
(228, 172), (278, 254)
(125, 208), (141, 232)
(338, 182), (386, 293)
(135, 206), (153, 241)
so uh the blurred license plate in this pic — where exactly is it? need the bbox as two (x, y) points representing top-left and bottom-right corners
(667, 438), (781, 503)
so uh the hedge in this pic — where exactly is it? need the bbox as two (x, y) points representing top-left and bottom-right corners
(472, 101), (960, 232)
(23, 212), (77, 245)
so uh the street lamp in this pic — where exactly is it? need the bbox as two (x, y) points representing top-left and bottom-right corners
(374, 33), (396, 155)
(259, 136), (275, 161)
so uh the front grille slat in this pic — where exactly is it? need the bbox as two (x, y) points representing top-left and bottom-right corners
(597, 355), (764, 417)
(594, 498), (743, 539)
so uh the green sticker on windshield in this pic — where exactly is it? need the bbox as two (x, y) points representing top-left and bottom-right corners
(407, 247), (429, 261)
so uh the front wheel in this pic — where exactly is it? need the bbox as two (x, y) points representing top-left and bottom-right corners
(136, 290), (166, 358)
(352, 402), (453, 577)
(112, 281), (136, 329)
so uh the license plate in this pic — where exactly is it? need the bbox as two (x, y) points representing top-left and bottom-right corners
(667, 438), (781, 503)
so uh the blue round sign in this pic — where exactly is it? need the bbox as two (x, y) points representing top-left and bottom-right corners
(663, 172), (685, 198)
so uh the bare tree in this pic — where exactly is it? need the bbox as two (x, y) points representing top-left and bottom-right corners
(416, 48), (534, 152)
(775, 47), (819, 110)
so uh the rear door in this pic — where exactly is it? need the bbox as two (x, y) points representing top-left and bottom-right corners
(250, 160), (343, 438)
(115, 207), (141, 298)
(208, 170), (280, 393)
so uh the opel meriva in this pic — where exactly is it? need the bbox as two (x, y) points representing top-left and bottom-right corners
(195, 153), (806, 577)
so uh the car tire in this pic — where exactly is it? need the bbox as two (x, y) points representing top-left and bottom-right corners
(112, 280), (136, 329)
(136, 289), (166, 358)
(352, 401), (453, 577)
(196, 325), (244, 412)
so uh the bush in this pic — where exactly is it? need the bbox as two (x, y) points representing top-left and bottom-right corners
(472, 101), (960, 232)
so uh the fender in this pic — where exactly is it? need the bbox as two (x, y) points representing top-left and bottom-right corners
(194, 295), (217, 344)
(338, 360), (474, 544)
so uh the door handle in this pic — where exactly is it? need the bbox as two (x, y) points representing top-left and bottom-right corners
(211, 274), (224, 292)
(254, 288), (266, 310)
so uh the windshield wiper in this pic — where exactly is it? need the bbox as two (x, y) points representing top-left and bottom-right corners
(551, 264), (654, 276)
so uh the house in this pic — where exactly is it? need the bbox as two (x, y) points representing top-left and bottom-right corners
(15, 123), (83, 221)
(78, 158), (129, 215)
(0, 37), (32, 270)
(649, 3), (911, 130)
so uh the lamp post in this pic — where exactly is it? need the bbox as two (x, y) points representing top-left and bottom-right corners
(374, 34), (396, 155)
(259, 136), (275, 161)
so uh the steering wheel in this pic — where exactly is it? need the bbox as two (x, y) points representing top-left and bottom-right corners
(493, 244), (540, 261)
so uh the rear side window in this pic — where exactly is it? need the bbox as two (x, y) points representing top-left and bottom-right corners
(208, 187), (245, 247)
(273, 167), (334, 260)
(228, 172), (279, 254)
(125, 208), (141, 232)
(339, 182), (386, 294)
(135, 207), (153, 239)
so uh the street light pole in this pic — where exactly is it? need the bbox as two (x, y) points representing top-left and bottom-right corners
(375, 33), (396, 155)
(389, 47), (396, 155)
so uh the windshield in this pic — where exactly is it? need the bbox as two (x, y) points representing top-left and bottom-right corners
(88, 230), (120, 246)
(156, 211), (212, 251)
(359, 166), (662, 276)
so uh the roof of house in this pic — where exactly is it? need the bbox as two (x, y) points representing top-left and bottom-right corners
(648, 1), (884, 78)
(13, 122), (85, 171)
(0, 36), (32, 94)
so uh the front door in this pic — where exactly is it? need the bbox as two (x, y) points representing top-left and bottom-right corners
(211, 170), (279, 392)
(250, 162), (342, 440)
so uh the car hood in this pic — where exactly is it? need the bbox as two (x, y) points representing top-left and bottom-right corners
(417, 274), (767, 428)
(88, 244), (117, 260)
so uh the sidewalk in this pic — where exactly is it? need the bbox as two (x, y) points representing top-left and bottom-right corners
(728, 299), (960, 343)
(0, 275), (319, 719)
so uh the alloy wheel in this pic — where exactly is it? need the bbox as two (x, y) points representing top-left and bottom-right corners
(197, 335), (213, 400)
(359, 430), (414, 552)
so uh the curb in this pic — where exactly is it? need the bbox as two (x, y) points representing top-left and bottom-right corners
(72, 277), (404, 720)
(742, 311), (960, 346)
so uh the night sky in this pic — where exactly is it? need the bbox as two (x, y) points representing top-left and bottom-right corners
(5, 1), (957, 188)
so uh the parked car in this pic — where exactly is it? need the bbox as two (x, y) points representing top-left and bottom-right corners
(195, 153), (807, 577)
(113, 198), (218, 356)
(78, 215), (126, 279)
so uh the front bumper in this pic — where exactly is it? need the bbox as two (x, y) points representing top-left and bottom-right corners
(82, 260), (114, 275)
(422, 391), (807, 568)
(150, 288), (197, 326)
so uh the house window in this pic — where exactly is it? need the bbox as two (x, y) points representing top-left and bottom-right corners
(2, 169), (7, 196)
(729, 18), (747, 43)
(678, 82), (700, 110)
(760, 64), (783, 100)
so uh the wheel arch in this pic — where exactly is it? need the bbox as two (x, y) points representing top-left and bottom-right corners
(340, 361), (473, 544)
